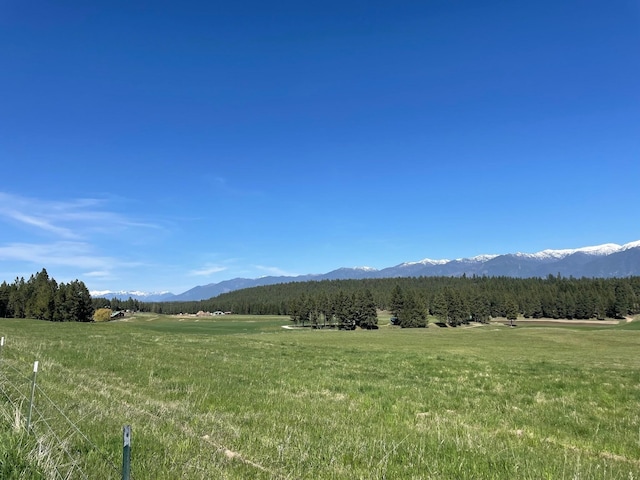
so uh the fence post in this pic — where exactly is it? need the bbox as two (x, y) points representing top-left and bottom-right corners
(122, 425), (131, 480)
(26, 360), (39, 431)
(0, 336), (4, 360)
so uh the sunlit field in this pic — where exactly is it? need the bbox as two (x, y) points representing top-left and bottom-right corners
(1, 314), (639, 479)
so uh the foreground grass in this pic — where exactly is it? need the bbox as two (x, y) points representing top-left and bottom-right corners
(0, 429), (46, 479)
(0, 314), (639, 479)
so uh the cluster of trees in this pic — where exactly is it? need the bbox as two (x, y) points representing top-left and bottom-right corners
(389, 286), (428, 327)
(136, 275), (640, 323)
(289, 290), (378, 329)
(0, 269), (94, 322)
(91, 296), (142, 312)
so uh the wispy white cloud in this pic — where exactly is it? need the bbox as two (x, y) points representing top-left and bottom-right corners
(0, 206), (77, 238)
(189, 264), (228, 276)
(0, 192), (161, 239)
(0, 241), (114, 270)
(0, 240), (151, 290)
(83, 270), (113, 278)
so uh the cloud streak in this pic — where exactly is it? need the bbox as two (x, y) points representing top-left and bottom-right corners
(189, 265), (228, 276)
(0, 192), (161, 239)
(0, 192), (166, 288)
(4, 210), (78, 238)
(0, 241), (114, 269)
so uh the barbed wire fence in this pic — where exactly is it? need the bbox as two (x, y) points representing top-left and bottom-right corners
(0, 336), (129, 480)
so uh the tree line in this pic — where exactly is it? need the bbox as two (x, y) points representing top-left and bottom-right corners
(0, 269), (94, 322)
(136, 275), (640, 324)
(3, 271), (638, 325)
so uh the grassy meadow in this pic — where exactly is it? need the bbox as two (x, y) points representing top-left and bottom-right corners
(1, 314), (639, 479)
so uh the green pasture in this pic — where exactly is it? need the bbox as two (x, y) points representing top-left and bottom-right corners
(1, 314), (639, 479)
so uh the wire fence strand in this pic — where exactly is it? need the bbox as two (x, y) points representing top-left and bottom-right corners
(0, 353), (123, 480)
(35, 383), (121, 473)
(29, 402), (91, 480)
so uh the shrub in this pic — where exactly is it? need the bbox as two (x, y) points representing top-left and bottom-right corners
(93, 308), (112, 322)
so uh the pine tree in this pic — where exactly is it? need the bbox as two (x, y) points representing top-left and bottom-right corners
(574, 288), (595, 319)
(332, 290), (353, 329)
(389, 285), (404, 318)
(289, 296), (302, 325)
(32, 269), (56, 321)
(469, 293), (490, 323)
(54, 283), (70, 321)
(398, 291), (427, 328)
(356, 289), (378, 329)
(612, 282), (635, 319)
(505, 297), (519, 326)
(444, 287), (466, 326)
(8, 277), (26, 318)
(431, 291), (448, 324)
(0, 281), (9, 318)
(66, 280), (94, 322)
(314, 292), (329, 327)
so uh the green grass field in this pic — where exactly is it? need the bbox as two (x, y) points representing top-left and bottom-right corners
(1, 314), (639, 479)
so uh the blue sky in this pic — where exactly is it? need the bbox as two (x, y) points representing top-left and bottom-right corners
(1, 0), (639, 294)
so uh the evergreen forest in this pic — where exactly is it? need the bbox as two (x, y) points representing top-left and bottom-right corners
(0, 269), (94, 322)
(132, 275), (640, 326)
(4, 270), (639, 327)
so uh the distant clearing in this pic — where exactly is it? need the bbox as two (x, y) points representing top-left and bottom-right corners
(496, 317), (623, 326)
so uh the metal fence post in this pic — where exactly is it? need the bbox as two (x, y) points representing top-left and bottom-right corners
(26, 360), (39, 431)
(122, 425), (131, 480)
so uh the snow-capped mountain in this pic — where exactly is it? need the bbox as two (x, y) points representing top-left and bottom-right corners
(400, 258), (450, 266)
(89, 290), (177, 302)
(91, 240), (640, 302)
(513, 243), (623, 260)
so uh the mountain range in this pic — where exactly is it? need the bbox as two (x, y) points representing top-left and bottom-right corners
(91, 240), (640, 302)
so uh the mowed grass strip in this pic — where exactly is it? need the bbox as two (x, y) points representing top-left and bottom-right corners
(0, 314), (639, 479)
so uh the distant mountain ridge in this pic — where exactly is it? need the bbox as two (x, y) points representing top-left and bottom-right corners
(90, 290), (176, 302)
(91, 240), (640, 302)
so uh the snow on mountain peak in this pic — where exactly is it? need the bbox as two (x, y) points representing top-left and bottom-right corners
(514, 243), (625, 261)
(90, 290), (171, 298)
(90, 290), (114, 296)
(622, 240), (640, 250)
(575, 243), (623, 255)
(353, 266), (377, 271)
(402, 258), (449, 267)
(457, 254), (499, 262)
